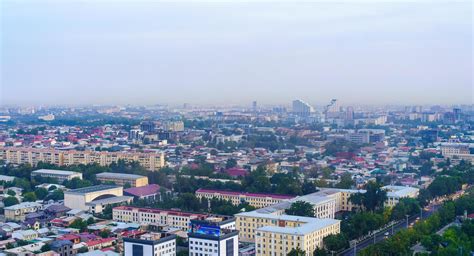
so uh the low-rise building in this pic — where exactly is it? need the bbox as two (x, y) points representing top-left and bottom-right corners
(196, 188), (295, 208)
(31, 169), (83, 183)
(4, 202), (44, 221)
(124, 184), (163, 201)
(382, 185), (420, 207)
(64, 185), (123, 211)
(96, 172), (148, 187)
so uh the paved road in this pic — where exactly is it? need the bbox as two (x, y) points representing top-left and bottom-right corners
(338, 203), (440, 256)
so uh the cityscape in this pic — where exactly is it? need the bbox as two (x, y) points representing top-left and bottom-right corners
(1, 1), (473, 256)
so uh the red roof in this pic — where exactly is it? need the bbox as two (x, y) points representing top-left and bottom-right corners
(196, 188), (295, 199)
(85, 237), (115, 247)
(113, 206), (208, 218)
(124, 184), (161, 197)
(225, 168), (248, 177)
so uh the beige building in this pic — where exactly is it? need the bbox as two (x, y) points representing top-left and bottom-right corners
(195, 189), (295, 208)
(112, 206), (210, 231)
(96, 172), (148, 187)
(64, 185), (123, 211)
(235, 211), (340, 255)
(383, 185), (420, 207)
(4, 202), (44, 221)
(0, 147), (165, 171)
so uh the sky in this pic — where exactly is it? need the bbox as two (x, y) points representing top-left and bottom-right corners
(0, 0), (472, 106)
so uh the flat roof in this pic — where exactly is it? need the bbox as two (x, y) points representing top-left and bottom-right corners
(32, 169), (81, 176)
(96, 172), (146, 180)
(383, 185), (419, 198)
(65, 185), (121, 195)
(196, 188), (295, 200)
(114, 206), (209, 218)
(257, 218), (340, 235)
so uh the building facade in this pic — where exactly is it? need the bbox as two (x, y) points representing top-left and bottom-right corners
(195, 189), (295, 208)
(31, 169), (83, 183)
(96, 172), (148, 187)
(0, 147), (165, 171)
(4, 202), (44, 222)
(64, 185), (123, 211)
(123, 234), (176, 256)
(188, 219), (239, 256)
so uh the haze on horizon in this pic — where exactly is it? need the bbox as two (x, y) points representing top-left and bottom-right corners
(0, 0), (472, 107)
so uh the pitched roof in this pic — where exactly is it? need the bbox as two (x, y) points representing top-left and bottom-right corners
(124, 184), (161, 197)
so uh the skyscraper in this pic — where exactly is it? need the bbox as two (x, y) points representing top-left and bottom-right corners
(292, 99), (314, 117)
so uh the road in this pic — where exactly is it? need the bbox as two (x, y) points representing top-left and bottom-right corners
(337, 202), (440, 256)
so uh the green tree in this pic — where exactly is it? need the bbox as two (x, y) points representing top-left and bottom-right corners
(69, 219), (88, 232)
(285, 201), (315, 217)
(323, 234), (349, 252)
(23, 192), (37, 202)
(3, 196), (19, 207)
(350, 181), (387, 212)
(226, 158), (238, 169)
(6, 190), (16, 196)
(287, 248), (306, 256)
(313, 248), (328, 256)
(335, 172), (354, 189)
(40, 244), (51, 252)
(34, 187), (49, 200)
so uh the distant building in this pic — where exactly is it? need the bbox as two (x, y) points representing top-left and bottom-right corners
(195, 189), (295, 208)
(292, 100), (314, 117)
(140, 121), (156, 132)
(0, 147), (165, 171)
(162, 121), (185, 132)
(124, 184), (163, 201)
(96, 172), (148, 187)
(31, 169), (83, 183)
(50, 240), (74, 256)
(188, 219), (239, 256)
(0, 174), (15, 183)
(124, 234), (176, 256)
(440, 143), (474, 163)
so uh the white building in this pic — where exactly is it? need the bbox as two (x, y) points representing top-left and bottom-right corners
(64, 185), (123, 211)
(31, 169), (83, 183)
(292, 100), (314, 117)
(382, 185), (420, 207)
(123, 234), (176, 256)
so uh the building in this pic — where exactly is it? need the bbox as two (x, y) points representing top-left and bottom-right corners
(440, 143), (474, 162)
(64, 185), (123, 211)
(195, 189), (295, 208)
(382, 185), (420, 207)
(4, 202), (44, 221)
(96, 172), (148, 187)
(86, 196), (133, 214)
(292, 100), (314, 117)
(31, 169), (83, 183)
(124, 184), (163, 201)
(113, 206), (235, 232)
(163, 121), (185, 132)
(0, 147), (165, 171)
(235, 211), (340, 254)
(345, 129), (385, 145)
(188, 219), (239, 256)
(0, 174), (15, 183)
(50, 240), (75, 256)
(124, 234), (176, 256)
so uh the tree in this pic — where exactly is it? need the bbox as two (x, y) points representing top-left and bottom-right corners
(87, 217), (95, 225)
(350, 181), (387, 212)
(77, 247), (88, 253)
(313, 248), (329, 256)
(391, 198), (421, 221)
(69, 219), (88, 232)
(287, 248), (306, 256)
(40, 244), (51, 252)
(47, 189), (64, 201)
(3, 196), (19, 207)
(6, 189), (16, 196)
(35, 187), (49, 200)
(123, 182), (131, 189)
(226, 158), (238, 169)
(285, 201), (314, 217)
(335, 172), (354, 189)
(23, 192), (37, 202)
(323, 234), (349, 252)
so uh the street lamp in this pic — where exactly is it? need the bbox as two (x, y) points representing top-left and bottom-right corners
(406, 215), (410, 228)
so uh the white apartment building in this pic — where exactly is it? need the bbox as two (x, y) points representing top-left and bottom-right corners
(123, 234), (176, 256)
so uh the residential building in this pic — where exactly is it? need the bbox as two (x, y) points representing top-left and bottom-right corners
(51, 240), (75, 256)
(0, 147), (165, 171)
(292, 100), (314, 117)
(195, 189), (295, 208)
(96, 172), (148, 187)
(31, 169), (83, 183)
(123, 234), (176, 256)
(4, 202), (44, 221)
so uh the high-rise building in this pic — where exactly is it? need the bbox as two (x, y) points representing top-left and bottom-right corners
(292, 100), (314, 117)
(252, 101), (257, 112)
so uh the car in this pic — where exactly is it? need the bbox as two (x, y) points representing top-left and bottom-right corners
(384, 232), (390, 236)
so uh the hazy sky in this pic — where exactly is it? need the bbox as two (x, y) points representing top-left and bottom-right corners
(1, 0), (472, 106)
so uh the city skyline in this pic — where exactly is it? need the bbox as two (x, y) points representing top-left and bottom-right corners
(1, 1), (472, 106)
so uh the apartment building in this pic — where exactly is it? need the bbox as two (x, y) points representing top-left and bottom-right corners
(31, 169), (83, 183)
(439, 143), (474, 163)
(95, 172), (148, 187)
(382, 185), (420, 207)
(4, 202), (44, 221)
(195, 189), (296, 208)
(0, 147), (165, 171)
(124, 234), (176, 256)
(113, 206), (220, 231)
(235, 211), (340, 255)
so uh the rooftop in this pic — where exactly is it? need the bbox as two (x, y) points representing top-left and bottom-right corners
(4, 201), (42, 210)
(32, 169), (81, 176)
(196, 188), (295, 200)
(96, 172), (147, 180)
(257, 218), (340, 235)
(124, 184), (161, 196)
(114, 206), (209, 218)
(66, 185), (121, 195)
(86, 196), (133, 205)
